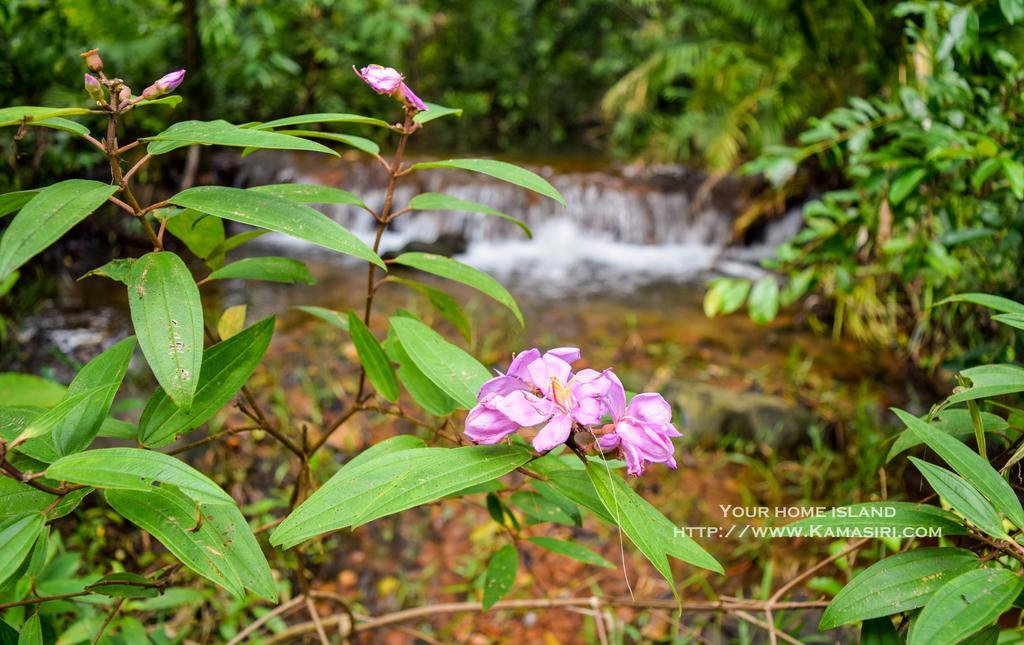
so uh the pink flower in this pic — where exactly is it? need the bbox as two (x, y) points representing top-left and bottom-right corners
(597, 372), (681, 477)
(141, 69), (185, 99)
(353, 64), (428, 112)
(464, 348), (614, 452)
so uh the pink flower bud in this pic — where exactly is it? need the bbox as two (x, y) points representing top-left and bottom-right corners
(84, 74), (104, 102)
(141, 69), (185, 99)
(353, 64), (404, 94)
(353, 64), (428, 113)
(80, 48), (103, 73)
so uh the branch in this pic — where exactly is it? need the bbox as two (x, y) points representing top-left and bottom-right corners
(91, 597), (126, 644)
(121, 153), (153, 186)
(256, 596), (831, 643)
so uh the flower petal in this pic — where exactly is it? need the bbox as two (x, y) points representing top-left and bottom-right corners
(626, 393), (673, 425)
(492, 390), (552, 427)
(507, 348), (541, 381)
(353, 64), (403, 94)
(597, 432), (620, 451)
(602, 370), (627, 420)
(532, 414), (573, 452)
(526, 354), (572, 395)
(399, 82), (427, 111)
(572, 396), (606, 425)
(477, 374), (528, 401)
(546, 347), (581, 364)
(621, 442), (646, 476)
(464, 404), (519, 444)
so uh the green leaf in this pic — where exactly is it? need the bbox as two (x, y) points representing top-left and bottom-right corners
(527, 537), (615, 569)
(128, 252), (204, 411)
(937, 293), (1024, 314)
(347, 312), (399, 402)
(97, 417), (137, 440)
(908, 568), (1023, 645)
(704, 278), (750, 317)
(410, 159), (566, 206)
(787, 502), (968, 539)
(0, 375), (65, 407)
(946, 365), (1024, 403)
(381, 327), (457, 416)
(887, 409), (1008, 462)
(413, 103), (463, 124)
(251, 112), (390, 130)
(270, 445), (531, 549)
(509, 491), (577, 526)
(910, 458), (1005, 539)
(1001, 0), (1024, 24)
(12, 386), (110, 447)
(203, 502), (278, 601)
(215, 230), (268, 259)
(408, 192), (532, 238)
(530, 460), (616, 524)
(144, 120), (338, 156)
(0, 476), (89, 520)
(392, 252), (523, 325)
(344, 435), (427, 471)
(293, 306), (349, 331)
(79, 258), (135, 284)
(0, 180), (116, 281)
(130, 587), (204, 611)
(388, 316), (491, 409)
(0, 107), (92, 129)
(0, 190), (39, 219)
(0, 514), (44, 586)
(1000, 158), (1024, 200)
(889, 167), (928, 205)
(47, 447), (234, 505)
(387, 277), (472, 342)
(162, 209), (225, 264)
(747, 277), (780, 324)
(87, 573), (160, 599)
(33, 116), (90, 136)
(139, 317), (274, 448)
(206, 257), (315, 285)
(16, 614), (41, 645)
(0, 618), (16, 644)
(134, 95), (183, 109)
(482, 545), (518, 610)
(169, 186), (383, 268)
(530, 479), (583, 525)
(249, 183), (365, 208)
(819, 547), (980, 629)
(51, 336), (135, 456)
(992, 313), (1024, 331)
(105, 487), (244, 598)
(585, 462), (723, 589)
(273, 130), (380, 155)
(958, 625), (1000, 645)
(896, 408), (1024, 528)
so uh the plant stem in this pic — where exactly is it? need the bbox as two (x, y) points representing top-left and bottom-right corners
(103, 100), (161, 250)
(354, 108), (415, 404)
(91, 597), (125, 645)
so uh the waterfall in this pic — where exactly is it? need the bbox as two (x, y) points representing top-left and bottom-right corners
(236, 153), (800, 293)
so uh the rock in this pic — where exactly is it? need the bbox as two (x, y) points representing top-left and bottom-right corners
(672, 382), (813, 452)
